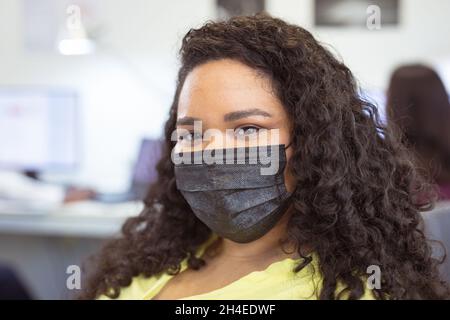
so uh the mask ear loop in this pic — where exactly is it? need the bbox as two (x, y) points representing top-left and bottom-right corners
(273, 143), (291, 205)
(284, 141), (293, 150)
(282, 141), (298, 197)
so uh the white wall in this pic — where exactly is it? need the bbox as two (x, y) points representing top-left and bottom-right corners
(1, 0), (449, 191)
(0, 0), (215, 191)
(269, 0), (450, 88)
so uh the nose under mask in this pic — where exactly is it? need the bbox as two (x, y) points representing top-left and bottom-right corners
(174, 144), (293, 243)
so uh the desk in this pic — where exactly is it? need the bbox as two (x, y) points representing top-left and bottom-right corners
(0, 201), (142, 299)
(2, 201), (449, 299)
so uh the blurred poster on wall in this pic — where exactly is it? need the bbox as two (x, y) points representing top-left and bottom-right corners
(217, 0), (265, 20)
(23, 0), (59, 51)
(315, 0), (399, 27)
(22, 0), (100, 52)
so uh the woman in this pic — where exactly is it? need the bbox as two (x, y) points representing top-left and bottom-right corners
(387, 64), (450, 201)
(80, 14), (449, 300)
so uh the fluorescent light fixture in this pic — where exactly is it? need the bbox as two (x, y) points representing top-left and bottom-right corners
(57, 5), (95, 56)
(58, 38), (95, 55)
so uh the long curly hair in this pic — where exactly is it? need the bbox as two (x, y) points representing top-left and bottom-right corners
(79, 14), (449, 300)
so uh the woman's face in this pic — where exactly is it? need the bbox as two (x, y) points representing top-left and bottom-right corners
(175, 59), (296, 192)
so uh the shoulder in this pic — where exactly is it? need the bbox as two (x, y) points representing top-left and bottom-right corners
(97, 235), (217, 300)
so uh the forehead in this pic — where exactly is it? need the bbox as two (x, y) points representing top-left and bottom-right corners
(177, 59), (281, 119)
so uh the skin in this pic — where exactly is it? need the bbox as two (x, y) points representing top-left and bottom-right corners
(64, 187), (95, 203)
(153, 59), (299, 300)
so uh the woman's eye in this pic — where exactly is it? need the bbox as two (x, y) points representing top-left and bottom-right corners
(178, 131), (202, 142)
(234, 126), (260, 138)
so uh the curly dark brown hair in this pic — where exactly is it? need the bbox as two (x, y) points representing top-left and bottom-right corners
(79, 14), (449, 300)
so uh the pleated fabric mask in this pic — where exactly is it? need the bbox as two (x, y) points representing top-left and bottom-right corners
(174, 144), (293, 243)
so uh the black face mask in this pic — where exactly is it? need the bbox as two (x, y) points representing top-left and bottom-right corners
(174, 144), (293, 243)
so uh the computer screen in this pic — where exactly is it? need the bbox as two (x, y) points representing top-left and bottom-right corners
(132, 139), (162, 185)
(130, 139), (163, 200)
(0, 87), (79, 171)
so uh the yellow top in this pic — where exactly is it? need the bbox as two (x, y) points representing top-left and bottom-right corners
(98, 234), (375, 300)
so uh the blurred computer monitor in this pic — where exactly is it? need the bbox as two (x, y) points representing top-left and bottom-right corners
(94, 138), (163, 203)
(130, 138), (163, 200)
(0, 87), (78, 172)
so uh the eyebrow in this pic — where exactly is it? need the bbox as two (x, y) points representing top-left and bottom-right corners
(175, 108), (272, 126)
(176, 116), (201, 126)
(223, 108), (272, 122)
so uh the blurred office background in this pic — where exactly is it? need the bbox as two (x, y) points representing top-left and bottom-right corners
(0, 0), (449, 299)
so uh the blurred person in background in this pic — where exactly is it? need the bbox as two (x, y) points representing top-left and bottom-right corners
(0, 264), (32, 300)
(387, 64), (450, 201)
(0, 170), (95, 206)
